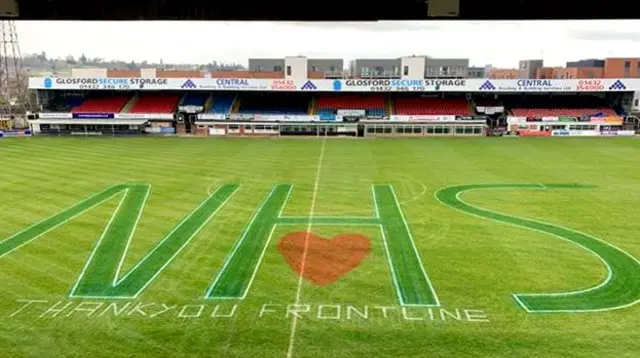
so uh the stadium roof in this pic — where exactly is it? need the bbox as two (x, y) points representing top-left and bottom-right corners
(4, 0), (637, 20)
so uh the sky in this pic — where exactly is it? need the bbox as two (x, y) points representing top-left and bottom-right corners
(14, 21), (640, 68)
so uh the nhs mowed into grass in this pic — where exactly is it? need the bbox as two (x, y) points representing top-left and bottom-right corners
(0, 137), (639, 357)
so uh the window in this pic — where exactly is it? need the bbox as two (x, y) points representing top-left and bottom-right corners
(374, 66), (384, 75)
(329, 66), (336, 73)
(274, 65), (282, 72)
(311, 66), (318, 72)
(403, 66), (409, 76)
(361, 67), (370, 76)
(286, 66), (291, 76)
(625, 61), (631, 68)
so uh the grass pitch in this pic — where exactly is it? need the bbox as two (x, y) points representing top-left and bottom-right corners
(0, 136), (639, 358)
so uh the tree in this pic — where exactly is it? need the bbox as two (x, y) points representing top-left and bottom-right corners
(79, 53), (87, 65)
(65, 55), (76, 65)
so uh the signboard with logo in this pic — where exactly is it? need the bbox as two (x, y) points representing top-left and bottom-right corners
(39, 112), (73, 119)
(114, 113), (174, 120)
(197, 113), (226, 120)
(389, 115), (456, 122)
(178, 105), (204, 113)
(337, 109), (365, 116)
(253, 115), (320, 122)
(72, 113), (115, 119)
(27, 77), (640, 93)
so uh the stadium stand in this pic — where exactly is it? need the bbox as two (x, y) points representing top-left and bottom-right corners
(209, 93), (236, 114)
(394, 97), (471, 115)
(71, 96), (131, 113)
(316, 94), (386, 117)
(237, 93), (309, 115)
(130, 93), (181, 113)
(506, 95), (616, 118)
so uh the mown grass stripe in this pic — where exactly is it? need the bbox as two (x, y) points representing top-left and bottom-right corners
(0, 185), (126, 258)
(206, 184), (292, 299)
(71, 184), (239, 298)
(373, 185), (440, 306)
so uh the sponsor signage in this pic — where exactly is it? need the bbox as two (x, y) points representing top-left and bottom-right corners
(209, 128), (226, 136)
(518, 130), (551, 137)
(253, 115), (320, 122)
(515, 80), (573, 92)
(114, 113), (174, 120)
(576, 80), (605, 91)
(229, 114), (255, 120)
(28, 77), (640, 92)
(33, 77), (169, 90)
(270, 80), (297, 91)
(341, 79), (467, 92)
(476, 106), (504, 114)
(337, 109), (365, 116)
(179, 105), (204, 113)
(72, 113), (115, 119)
(616, 130), (636, 136)
(39, 112), (72, 119)
(197, 113), (227, 120)
(389, 115), (456, 122)
(590, 116), (623, 123)
(506, 116), (527, 124)
(211, 78), (268, 91)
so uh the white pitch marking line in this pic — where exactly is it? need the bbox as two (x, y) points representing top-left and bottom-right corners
(285, 136), (326, 358)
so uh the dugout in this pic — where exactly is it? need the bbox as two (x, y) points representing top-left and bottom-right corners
(28, 119), (148, 136)
(194, 121), (358, 137)
(361, 120), (486, 137)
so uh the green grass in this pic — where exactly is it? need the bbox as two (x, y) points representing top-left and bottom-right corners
(0, 136), (639, 358)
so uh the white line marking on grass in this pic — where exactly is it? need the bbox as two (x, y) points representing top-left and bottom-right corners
(433, 184), (640, 313)
(285, 136), (326, 358)
(0, 185), (121, 259)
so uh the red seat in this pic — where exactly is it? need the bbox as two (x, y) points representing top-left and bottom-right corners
(395, 98), (470, 115)
(317, 95), (385, 109)
(130, 94), (181, 113)
(71, 96), (130, 113)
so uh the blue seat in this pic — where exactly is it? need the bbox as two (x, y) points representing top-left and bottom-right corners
(182, 93), (208, 107)
(210, 94), (235, 114)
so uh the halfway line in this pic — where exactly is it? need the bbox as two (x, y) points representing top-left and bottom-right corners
(285, 136), (327, 358)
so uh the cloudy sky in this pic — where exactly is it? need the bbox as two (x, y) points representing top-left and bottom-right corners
(14, 21), (640, 68)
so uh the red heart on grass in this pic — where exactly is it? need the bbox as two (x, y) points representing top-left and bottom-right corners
(278, 232), (371, 286)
